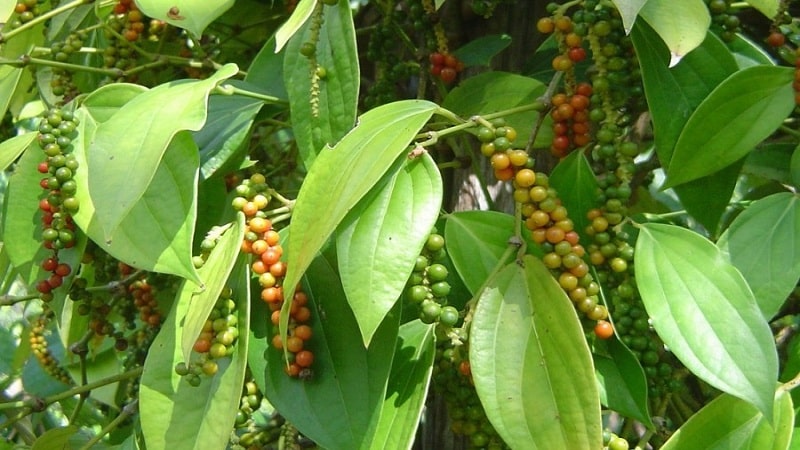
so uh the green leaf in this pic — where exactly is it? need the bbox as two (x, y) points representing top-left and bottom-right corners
(442, 72), (551, 148)
(139, 253), (250, 450)
(444, 210), (540, 295)
(674, 159), (744, 235)
(635, 223), (779, 421)
(337, 153), (442, 346)
(664, 66), (795, 188)
(281, 100), (437, 328)
(746, 0), (779, 19)
(718, 193), (800, 319)
(32, 426), (79, 450)
(178, 215), (245, 363)
(0, 67), (23, 126)
(744, 143), (794, 185)
(284, 0), (359, 169)
(0, 132), (36, 172)
(250, 251), (400, 450)
(631, 22), (738, 167)
(610, 0), (647, 33)
(639, 0), (710, 66)
(369, 321), (435, 450)
(470, 255), (601, 449)
(73, 115), (201, 282)
(453, 34), (512, 67)
(274, 0), (317, 52)
(246, 35), (288, 100)
(134, 0), (234, 37)
(729, 34), (776, 69)
(549, 151), (598, 245)
(87, 63), (237, 239)
(594, 338), (653, 429)
(791, 144), (800, 188)
(194, 81), (266, 180)
(661, 389), (794, 450)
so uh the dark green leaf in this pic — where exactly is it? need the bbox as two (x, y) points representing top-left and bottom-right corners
(139, 253), (250, 450)
(631, 22), (738, 167)
(660, 389), (793, 450)
(284, 0), (359, 168)
(743, 143), (794, 185)
(593, 338), (653, 428)
(195, 81), (266, 180)
(32, 426), (78, 450)
(337, 153), (442, 346)
(746, 0), (779, 18)
(674, 159), (744, 235)
(470, 255), (601, 449)
(453, 34), (512, 67)
(252, 251), (400, 449)
(443, 72), (551, 148)
(610, 0), (647, 32)
(87, 64), (237, 238)
(718, 193), (800, 319)
(791, 143), (800, 187)
(281, 100), (437, 326)
(0, 132), (35, 172)
(444, 210), (541, 295)
(369, 321), (435, 450)
(635, 223), (778, 421)
(245, 35), (288, 100)
(664, 66), (795, 188)
(0, 67), (23, 127)
(728, 34), (776, 68)
(550, 151), (598, 244)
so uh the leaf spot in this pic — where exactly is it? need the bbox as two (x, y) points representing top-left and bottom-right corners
(167, 6), (185, 20)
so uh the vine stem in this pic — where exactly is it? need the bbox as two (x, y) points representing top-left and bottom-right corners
(525, 70), (562, 153)
(0, 0), (94, 43)
(77, 399), (138, 450)
(0, 366), (143, 413)
(215, 84), (288, 105)
(0, 293), (40, 306)
(780, 368), (800, 392)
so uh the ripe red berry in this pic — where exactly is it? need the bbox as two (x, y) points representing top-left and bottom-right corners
(429, 52), (445, 66)
(594, 320), (614, 339)
(444, 54), (459, 69)
(439, 67), (457, 84)
(37, 162), (49, 173)
(568, 47), (586, 62)
(54, 263), (71, 277)
(41, 257), (58, 272)
(767, 32), (785, 48)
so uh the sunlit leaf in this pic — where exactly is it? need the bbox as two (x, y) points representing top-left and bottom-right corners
(610, 0), (647, 33)
(635, 223), (778, 421)
(281, 100), (437, 337)
(661, 389), (793, 449)
(87, 64), (237, 239)
(275, 0), (317, 52)
(470, 255), (601, 449)
(135, 0), (234, 37)
(369, 321), (435, 450)
(746, 0), (779, 19)
(337, 153), (442, 346)
(140, 254), (250, 450)
(638, 0), (710, 66)
(0, 132), (36, 172)
(718, 193), (800, 319)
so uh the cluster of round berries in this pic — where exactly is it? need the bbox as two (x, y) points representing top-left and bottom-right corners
(35, 109), (80, 301)
(706, 0), (741, 42)
(429, 52), (464, 84)
(175, 288), (240, 386)
(537, 15), (587, 72)
(30, 314), (73, 384)
(476, 119), (535, 181)
(406, 232), (459, 326)
(129, 278), (163, 329)
(49, 31), (86, 100)
(10, 0), (41, 27)
(603, 430), (630, 450)
(550, 83), (593, 157)
(112, 0), (145, 42)
(432, 342), (507, 449)
(231, 174), (315, 378)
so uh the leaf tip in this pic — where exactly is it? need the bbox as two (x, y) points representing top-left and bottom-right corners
(668, 52), (684, 68)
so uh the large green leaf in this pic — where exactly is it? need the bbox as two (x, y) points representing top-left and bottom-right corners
(470, 255), (601, 449)
(746, 0), (779, 19)
(0, 67), (23, 126)
(246, 35), (288, 100)
(337, 153), (442, 346)
(178, 215), (245, 363)
(73, 108), (201, 282)
(635, 223), (779, 421)
(593, 338), (653, 429)
(86, 64), (237, 239)
(549, 151), (598, 244)
(281, 100), (438, 331)
(638, 0), (710, 67)
(444, 210), (538, 295)
(442, 71), (551, 148)
(729, 34), (775, 69)
(0, 132), (35, 173)
(631, 21), (738, 167)
(369, 321), (435, 450)
(718, 193), (800, 319)
(792, 144), (800, 188)
(661, 389), (793, 450)
(674, 160), (744, 235)
(284, 0), (359, 168)
(134, 0), (234, 37)
(250, 250), (400, 450)
(139, 253), (250, 450)
(664, 66), (795, 188)
(275, 0), (317, 52)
